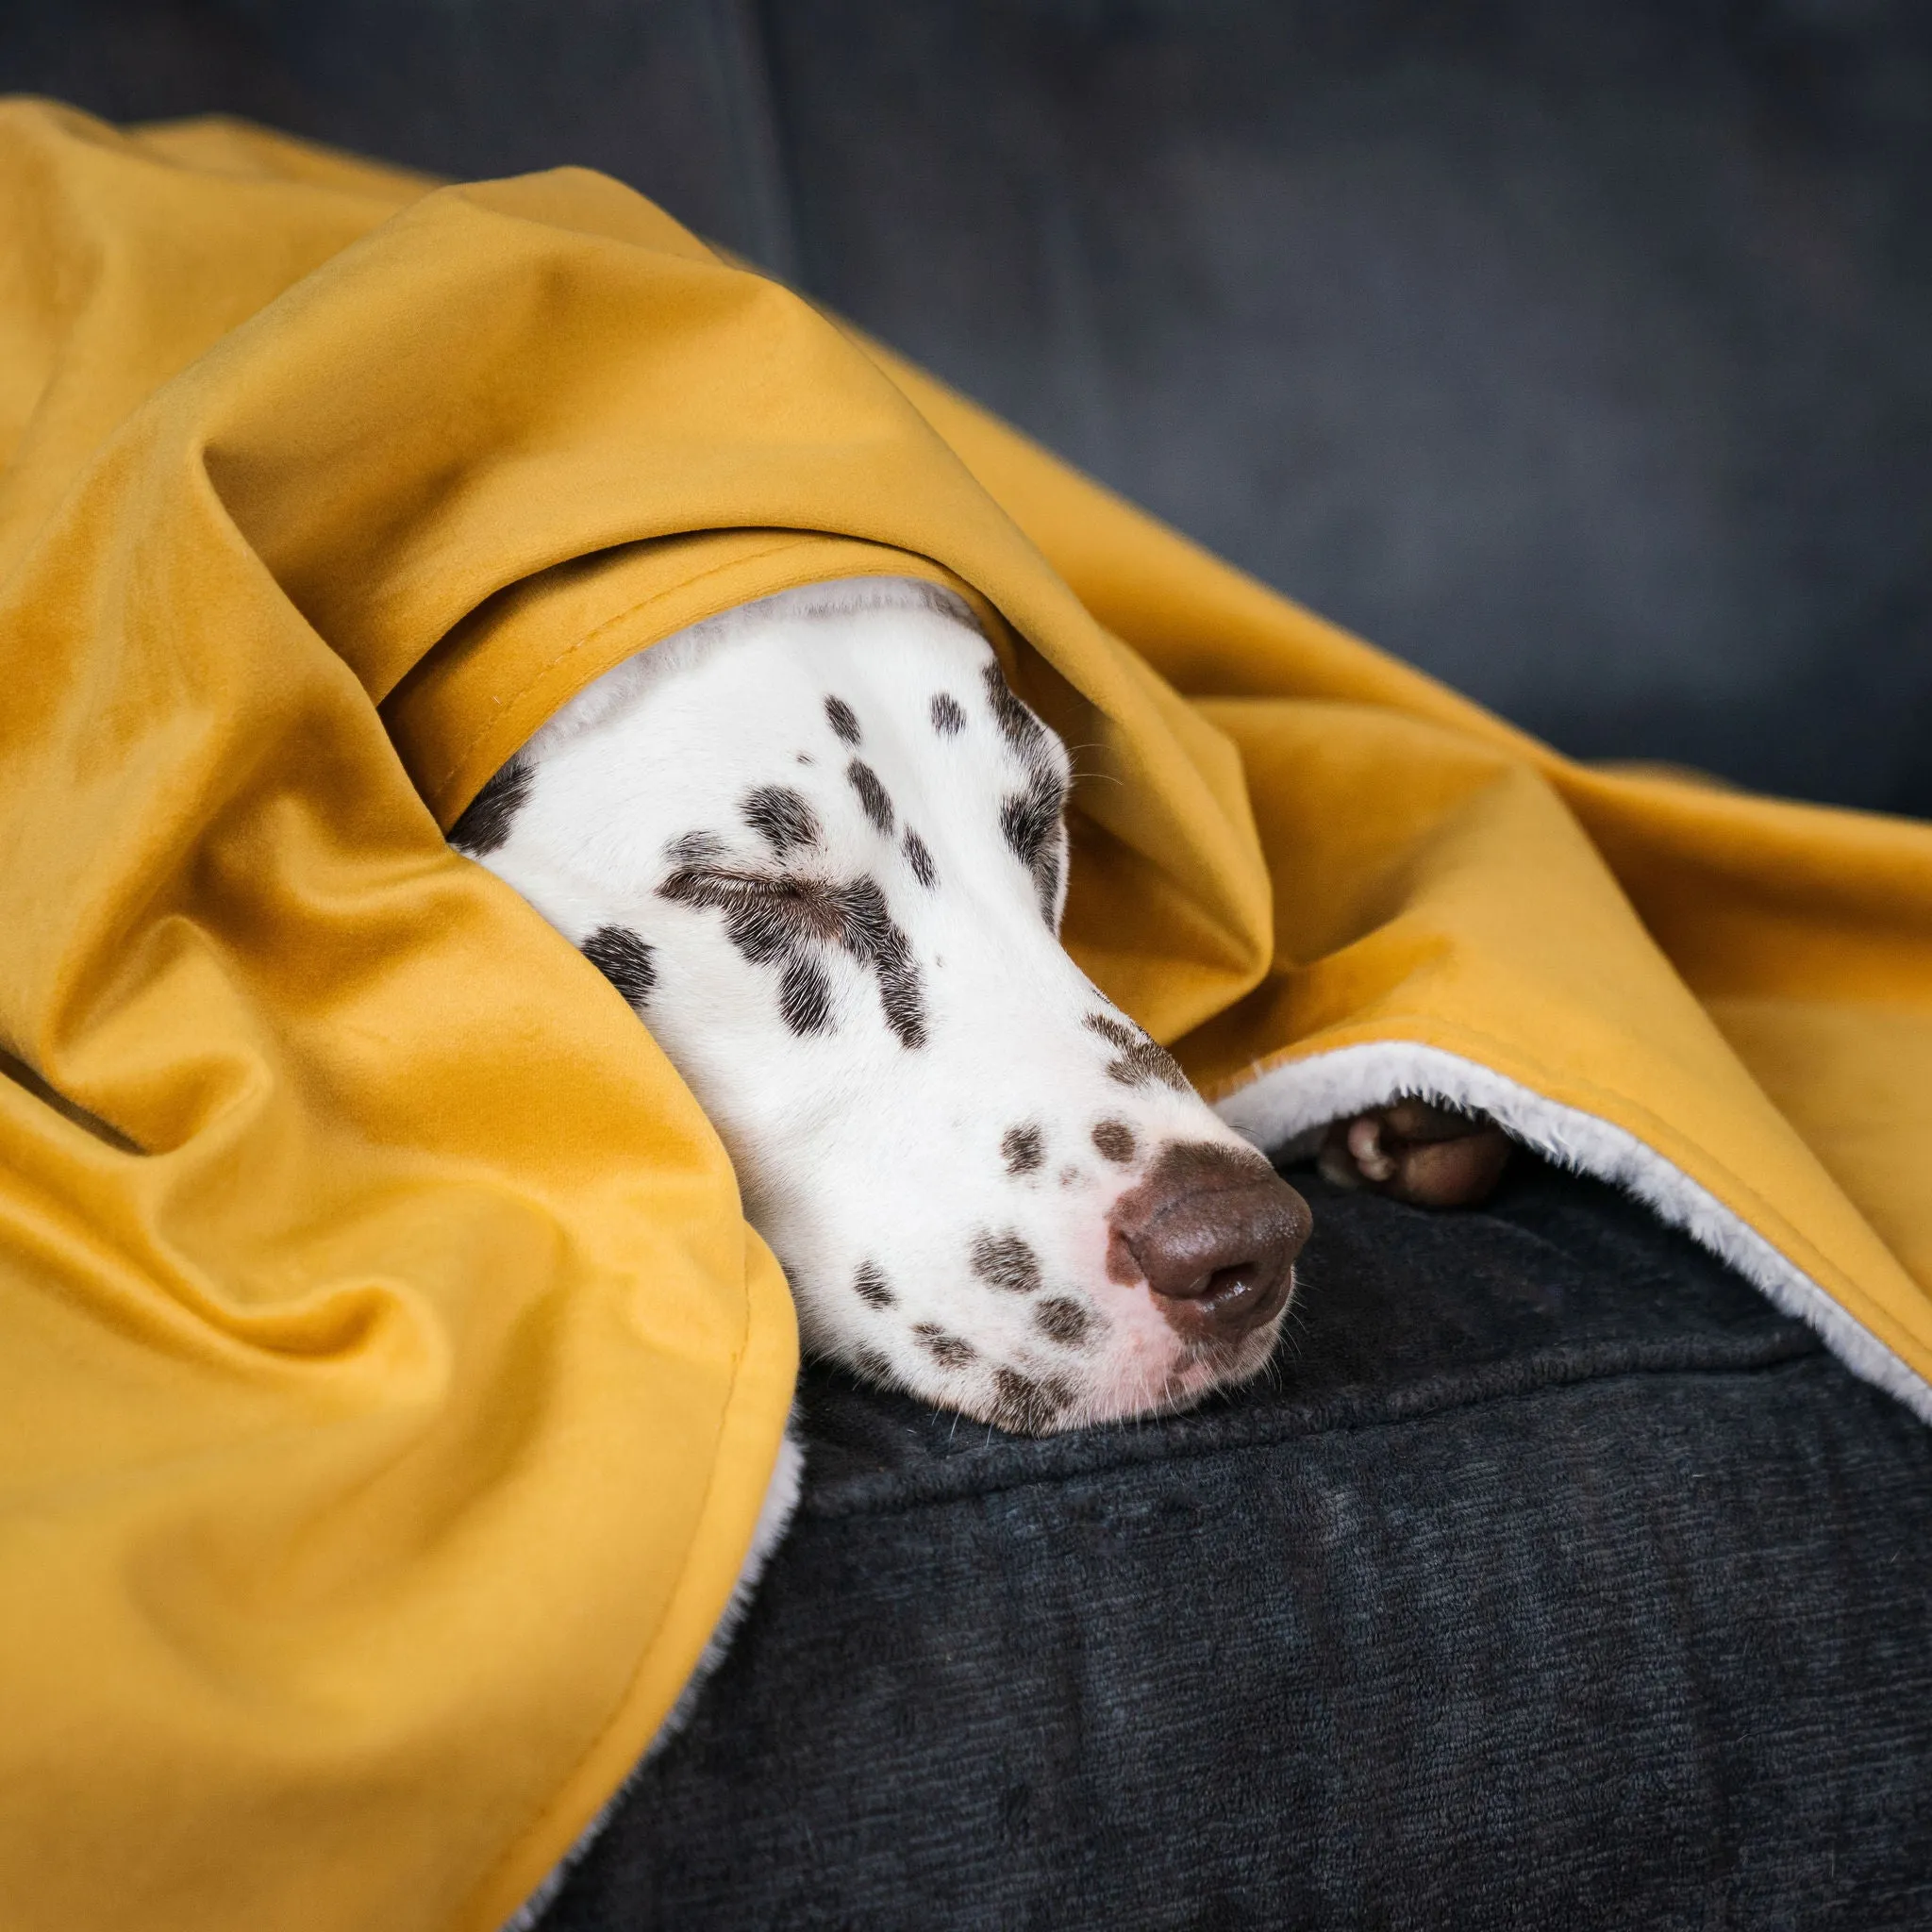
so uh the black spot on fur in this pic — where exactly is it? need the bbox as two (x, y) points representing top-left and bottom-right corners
(742, 784), (821, 857)
(825, 695), (861, 745)
(1034, 1296), (1095, 1348)
(1002, 1124), (1044, 1175)
(981, 660), (1048, 757)
(1000, 767), (1069, 924)
(1058, 1164), (1080, 1187)
(1086, 1012), (1190, 1092)
(999, 771), (1063, 867)
(854, 1261), (895, 1309)
(853, 1345), (894, 1384)
(795, 752), (813, 765)
(659, 856), (926, 1048)
(971, 1229), (1041, 1294)
(931, 691), (967, 736)
(977, 662), (1068, 922)
(991, 1367), (1073, 1435)
(667, 829), (724, 864)
(903, 828), (937, 889)
(580, 925), (657, 1012)
(448, 758), (530, 856)
(1091, 1119), (1137, 1164)
(847, 759), (895, 835)
(844, 875), (925, 1046)
(779, 956), (834, 1035)
(913, 1323), (977, 1370)
(1035, 842), (1063, 923)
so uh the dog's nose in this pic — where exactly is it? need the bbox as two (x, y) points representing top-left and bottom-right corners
(1108, 1141), (1312, 1342)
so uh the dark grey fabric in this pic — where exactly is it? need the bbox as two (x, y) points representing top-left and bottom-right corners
(0, 0), (795, 277)
(763, 2), (1932, 813)
(540, 1162), (1932, 1930)
(5, 2), (1931, 808)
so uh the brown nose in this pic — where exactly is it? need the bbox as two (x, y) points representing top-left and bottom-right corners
(1108, 1141), (1312, 1343)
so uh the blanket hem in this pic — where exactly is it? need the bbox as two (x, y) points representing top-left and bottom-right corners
(1214, 1041), (1932, 1427)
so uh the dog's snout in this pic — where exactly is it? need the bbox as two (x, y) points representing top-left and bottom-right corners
(1108, 1140), (1311, 1342)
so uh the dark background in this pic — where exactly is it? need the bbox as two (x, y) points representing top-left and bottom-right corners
(8, 0), (1931, 812)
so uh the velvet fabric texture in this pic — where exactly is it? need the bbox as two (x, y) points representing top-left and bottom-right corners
(0, 100), (1928, 1929)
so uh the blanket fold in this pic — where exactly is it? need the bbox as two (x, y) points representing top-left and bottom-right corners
(0, 99), (1925, 1932)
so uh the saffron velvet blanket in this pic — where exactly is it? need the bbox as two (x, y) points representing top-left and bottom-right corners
(0, 99), (1926, 1931)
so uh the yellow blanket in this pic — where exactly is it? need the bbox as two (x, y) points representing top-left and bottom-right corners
(1, 99), (1926, 1932)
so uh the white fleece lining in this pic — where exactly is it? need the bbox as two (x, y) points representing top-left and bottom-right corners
(1213, 1041), (1932, 1426)
(500, 1424), (808, 1932)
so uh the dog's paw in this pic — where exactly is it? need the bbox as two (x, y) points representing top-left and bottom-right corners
(1317, 1098), (1511, 1208)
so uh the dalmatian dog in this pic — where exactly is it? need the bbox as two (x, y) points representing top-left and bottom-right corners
(465, 578), (1508, 1909)
(458, 575), (1506, 1437)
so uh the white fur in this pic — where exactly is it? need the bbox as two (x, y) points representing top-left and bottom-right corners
(475, 578), (1286, 1432)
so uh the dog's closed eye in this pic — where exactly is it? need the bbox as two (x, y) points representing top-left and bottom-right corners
(659, 856), (927, 1049)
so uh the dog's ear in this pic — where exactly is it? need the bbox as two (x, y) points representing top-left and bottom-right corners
(1318, 1099), (1511, 1208)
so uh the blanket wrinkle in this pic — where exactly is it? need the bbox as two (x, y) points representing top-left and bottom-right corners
(0, 98), (1925, 1932)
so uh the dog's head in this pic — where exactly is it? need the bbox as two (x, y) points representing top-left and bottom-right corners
(457, 580), (1309, 1432)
